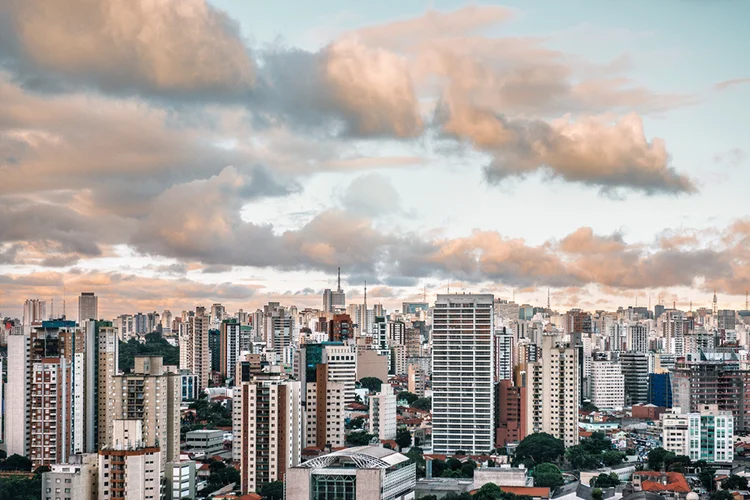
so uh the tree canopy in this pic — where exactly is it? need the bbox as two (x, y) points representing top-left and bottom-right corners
(515, 433), (565, 466)
(398, 391), (419, 405)
(411, 397), (432, 411)
(119, 332), (179, 373)
(347, 432), (377, 446)
(359, 377), (384, 393)
(259, 481), (284, 500)
(565, 433), (623, 470)
(396, 427), (412, 450)
(721, 475), (749, 491)
(533, 463), (564, 490)
(591, 488), (603, 500)
(709, 491), (734, 500)
(590, 473), (620, 488)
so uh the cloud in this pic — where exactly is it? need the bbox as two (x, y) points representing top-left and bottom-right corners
(340, 173), (401, 216)
(0, 0), (255, 99)
(439, 103), (696, 194)
(715, 78), (750, 91)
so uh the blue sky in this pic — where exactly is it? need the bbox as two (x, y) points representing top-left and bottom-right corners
(0, 0), (748, 317)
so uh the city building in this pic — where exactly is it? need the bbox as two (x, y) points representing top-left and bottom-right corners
(621, 352), (649, 406)
(648, 373), (673, 408)
(322, 269), (346, 313)
(186, 429), (224, 455)
(590, 359), (625, 410)
(495, 330), (514, 381)
(322, 344), (357, 404)
(165, 461), (196, 500)
(661, 405), (734, 462)
(6, 330), (30, 456)
(369, 383), (397, 441)
(407, 363), (426, 398)
(98, 419), (162, 500)
(432, 294), (494, 454)
(286, 446), (416, 500)
(42, 454), (99, 500)
(233, 366), (302, 493)
(221, 319), (242, 383)
(111, 356), (181, 467)
(78, 292), (98, 323)
(526, 335), (580, 447)
(305, 364), (345, 448)
(23, 298), (47, 326)
(495, 379), (527, 448)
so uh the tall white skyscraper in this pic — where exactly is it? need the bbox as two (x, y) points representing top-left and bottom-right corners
(23, 298), (46, 326)
(432, 294), (494, 454)
(495, 330), (514, 381)
(591, 359), (625, 410)
(77, 292), (98, 322)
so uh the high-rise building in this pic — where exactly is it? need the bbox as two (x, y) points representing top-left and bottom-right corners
(328, 314), (353, 342)
(621, 351), (649, 406)
(6, 331), (30, 457)
(322, 344), (357, 404)
(23, 298), (47, 326)
(208, 328), (221, 373)
(78, 292), (98, 322)
(183, 307), (210, 390)
(407, 364), (426, 398)
(305, 364), (345, 448)
(648, 373), (673, 408)
(90, 321), (119, 451)
(322, 268), (346, 313)
(590, 359), (625, 410)
(233, 366), (302, 493)
(369, 383), (397, 441)
(526, 335), (581, 447)
(495, 330), (514, 382)
(111, 356), (181, 468)
(495, 379), (527, 448)
(628, 323), (649, 353)
(99, 419), (162, 500)
(432, 294), (494, 454)
(661, 405), (734, 462)
(221, 319), (242, 383)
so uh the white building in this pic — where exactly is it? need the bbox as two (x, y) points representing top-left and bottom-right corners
(661, 405), (734, 463)
(369, 383), (397, 440)
(323, 344), (357, 404)
(165, 461), (196, 500)
(432, 294), (494, 454)
(6, 332), (30, 456)
(526, 335), (581, 447)
(42, 454), (98, 500)
(495, 331), (514, 381)
(590, 359), (625, 410)
(286, 446), (416, 500)
(98, 420), (162, 500)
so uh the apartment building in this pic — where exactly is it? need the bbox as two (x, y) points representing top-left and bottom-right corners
(305, 364), (345, 448)
(661, 405), (734, 462)
(98, 420), (162, 500)
(590, 359), (625, 410)
(369, 383), (397, 441)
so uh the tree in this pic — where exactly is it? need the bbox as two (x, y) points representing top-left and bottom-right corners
(461, 460), (477, 478)
(700, 470), (716, 492)
(118, 334), (179, 373)
(347, 432), (377, 446)
(534, 463), (564, 490)
(359, 377), (384, 393)
(581, 432), (613, 454)
(647, 447), (670, 471)
(447, 458), (463, 471)
(346, 417), (365, 430)
(722, 475), (749, 491)
(431, 458), (446, 478)
(581, 402), (599, 412)
(411, 397), (432, 411)
(396, 427), (412, 450)
(474, 483), (504, 500)
(591, 488), (603, 500)
(602, 450), (626, 467)
(514, 433), (565, 466)
(406, 448), (426, 478)
(709, 491), (734, 500)
(259, 481), (284, 500)
(590, 473), (620, 488)
(398, 391), (419, 405)
(565, 445), (600, 470)
(1, 454), (32, 471)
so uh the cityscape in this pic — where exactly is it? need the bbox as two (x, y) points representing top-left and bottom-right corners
(1, 1), (749, 500)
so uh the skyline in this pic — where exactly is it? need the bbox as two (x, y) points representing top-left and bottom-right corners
(1, 0), (749, 318)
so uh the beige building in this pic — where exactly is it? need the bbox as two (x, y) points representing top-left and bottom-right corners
(356, 349), (389, 382)
(305, 364), (345, 448)
(408, 364), (426, 398)
(233, 366), (302, 493)
(369, 384), (397, 440)
(42, 454), (98, 500)
(111, 356), (181, 468)
(526, 335), (580, 447)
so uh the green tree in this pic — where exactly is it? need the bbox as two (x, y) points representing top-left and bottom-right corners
(447, 457), (463, 471)
(118, 333), (179, 373)
(474, 483), (504, 500)
(591, 488), (603, 500)
(700, 470), (716, 492)
(602, 450), (626, 467)
(411, 397), (432, 411)
(346, 432), (377, 446)
(359, 377), (384, 393)
(581, 432), (613, 454)
(396, 428), (412, 450)
(346, 417), (365, 430)
(406, 448), (426, 478)
(590, 473), (620, 488)
(709, 491), (734, 500)
(398, 391), (419, 405)
(533, 463), (564, 490)
(514, 433), (565, 466)
(722, 475), (749, 491)
(259, 481), (284, 500)
(431, 458), (446, 478)
(581, 402), (599, 412)
(461, 460), (477, 478)
(565, 445), (600, 470)
(1, 454), (32, 471)
(647, 447), (670, 471)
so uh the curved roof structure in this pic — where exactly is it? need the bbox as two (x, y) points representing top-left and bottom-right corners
(299, 446), (409, 470)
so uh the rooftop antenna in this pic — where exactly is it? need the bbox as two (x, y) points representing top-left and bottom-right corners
(447, 283), (450, 294)
(62, 283), (66, 319)
(673, 300), (676, 310)
(51, 297), (54, 319)
(547, 288), (550, 310)
(689, 301), (692, 312)
(712, 289), (717, 316)
(423, 285), (426, 303)
(337, 267), (341, 292)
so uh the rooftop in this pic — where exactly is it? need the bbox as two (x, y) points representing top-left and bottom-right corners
(297, 445), (409, 470)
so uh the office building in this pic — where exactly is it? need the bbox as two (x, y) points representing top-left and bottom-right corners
(305, 364), (345, 448)
(322, 268), (346, 313)
(369, 383), (397, 441)
(111, 356), (181, 467)
(716, 310), (736, 331)
(286, 446), (416, 500)
(322, 344), (357, 404)
(221, 319), (242, 383)
(648, 373), (673, 408)
(628, 323), (649, 353)
(185, 429), (224, 455)
(621, 351), (649, 406)
(526, 335), (580, 447)
(661, 405), (734, 462)
(78, 292), (98, 322)
(98, 419), (162, 500)
(590, 359), (625, 410)
(233, 367), (302, 493)
(42, 454), (98, 500)
(432, 294), (494, 454)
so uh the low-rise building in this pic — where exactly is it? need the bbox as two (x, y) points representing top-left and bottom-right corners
(42, 454), (98, 500)
(165, 461), (196, 500)
(286, 445), (416, 500)
(185, 429), (224, 455)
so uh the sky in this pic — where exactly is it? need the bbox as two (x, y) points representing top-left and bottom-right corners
(0, 0), (749, 319)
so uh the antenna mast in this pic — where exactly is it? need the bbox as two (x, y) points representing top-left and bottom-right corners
(547, 288), (550, 310)
(337, 267), (341, 292)
(712, 289), (717, 316)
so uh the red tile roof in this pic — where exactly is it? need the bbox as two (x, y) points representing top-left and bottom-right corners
(638, 472), (691, 493)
